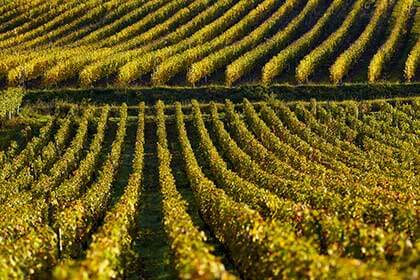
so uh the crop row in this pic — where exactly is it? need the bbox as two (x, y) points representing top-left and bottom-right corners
(0, 87), (24, 120)
(0, 99), (417, 278)
(0, 0), (418, 86)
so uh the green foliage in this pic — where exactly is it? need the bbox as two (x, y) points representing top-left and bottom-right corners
(369, 0), (415, 82)
(151, 0), (281, 85)
(0, 89), (418, 279)
(262, 0), (347, 83)
(53, 105), (127, 258)
(117, 0), (258, 85)
(330, 0), (390, 83)
(0, 0), (419, 86)
(0, 87), (25, 120)
(296, 0), (366, 83)
(156, 101), (236, 279)
(226, 0), (325, 85)
(187, 0), (301, 85)
(54, 104), (141, 279)
(405, 40), (420, 81)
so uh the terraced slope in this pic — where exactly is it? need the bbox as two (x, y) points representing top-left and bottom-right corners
(0, 97), (418, 279)
(0, 0), (418, 88)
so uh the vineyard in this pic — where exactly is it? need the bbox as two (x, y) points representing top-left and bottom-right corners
(0, 0), (419, 278)
(0, 0), (418, 87)
(0, 91), (418, 279)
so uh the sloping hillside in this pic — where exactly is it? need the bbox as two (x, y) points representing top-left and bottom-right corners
(0, 0), (418, 88)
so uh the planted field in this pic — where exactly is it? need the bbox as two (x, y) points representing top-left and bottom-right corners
(0, 94), (418, 279)
(0, 0), (419, 278)
(0, 0), (418, 87)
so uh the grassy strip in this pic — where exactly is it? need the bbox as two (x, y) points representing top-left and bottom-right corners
(22, 83), (420, 105)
